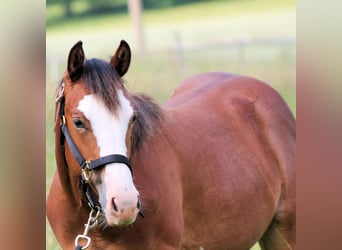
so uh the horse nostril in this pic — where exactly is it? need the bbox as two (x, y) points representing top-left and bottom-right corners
(112, 198), (119, 212)
(137, 196), (141, 209)
(137, 196), (145, 218)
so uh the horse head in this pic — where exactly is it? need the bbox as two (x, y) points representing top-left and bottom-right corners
(56, 40), (140, 227)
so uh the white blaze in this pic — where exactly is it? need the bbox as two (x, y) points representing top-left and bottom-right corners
(78, 91), (133, 156)
(77, 90), (138, 216)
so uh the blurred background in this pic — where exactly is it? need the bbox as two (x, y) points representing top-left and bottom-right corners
(46, 0), (295, 249)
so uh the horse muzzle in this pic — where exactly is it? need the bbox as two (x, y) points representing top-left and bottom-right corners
(105, 195), (140, 226)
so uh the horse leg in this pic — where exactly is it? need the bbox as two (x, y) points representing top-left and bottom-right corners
(259, 200), (296, 250)
(259, 224), (295, 250)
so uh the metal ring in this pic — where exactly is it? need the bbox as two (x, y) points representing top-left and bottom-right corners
(81, 162), (92, 183)
(60, 115), (66, 126)
(87, 207), (102, 230)
(92, 207), (102, 220)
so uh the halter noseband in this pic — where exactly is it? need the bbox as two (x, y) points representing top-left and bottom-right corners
(56, 84), (132, 212)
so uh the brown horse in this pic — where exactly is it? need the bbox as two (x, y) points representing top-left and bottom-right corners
(46, 40), (295, 250)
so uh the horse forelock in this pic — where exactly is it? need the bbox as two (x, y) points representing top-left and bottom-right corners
(81, 58), (124, 113)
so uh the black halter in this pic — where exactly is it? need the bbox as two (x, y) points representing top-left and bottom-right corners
(57, 86), (132, 212)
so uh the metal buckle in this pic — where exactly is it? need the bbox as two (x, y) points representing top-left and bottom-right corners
(81, 161), (92, 183)
(60, 115), (66, 126)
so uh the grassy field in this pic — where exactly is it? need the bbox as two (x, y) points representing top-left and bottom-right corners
(46, 0), (295, 249)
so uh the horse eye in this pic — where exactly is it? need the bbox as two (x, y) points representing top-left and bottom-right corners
(73, 118), (86, 129)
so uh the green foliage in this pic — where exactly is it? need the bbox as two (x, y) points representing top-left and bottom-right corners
(143, 0), (218, 9)
(143, 0), (196, 9)
(47, 0), (295, 29)
(86, 0), (127, 12)
(46, 0), (223, 17)
(47, 0), (127, 19)
(47, 0), (213, 18)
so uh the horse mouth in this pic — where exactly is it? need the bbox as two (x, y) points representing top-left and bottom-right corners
(106, 216), (137, 227)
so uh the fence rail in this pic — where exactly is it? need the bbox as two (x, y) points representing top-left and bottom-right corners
(47, 36), (295, 84)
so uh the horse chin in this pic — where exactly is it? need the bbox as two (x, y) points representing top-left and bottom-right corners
(94, 209), (138, 230)
(105, 214), (137, 227)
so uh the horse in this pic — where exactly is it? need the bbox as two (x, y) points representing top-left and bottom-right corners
(46, 40), (296, 250)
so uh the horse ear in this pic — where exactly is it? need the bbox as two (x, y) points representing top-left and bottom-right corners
(68, 41), (85, 82)
(110, 40), (131, 77)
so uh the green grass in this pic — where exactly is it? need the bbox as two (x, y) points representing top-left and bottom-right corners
(46, 0), (295, 249)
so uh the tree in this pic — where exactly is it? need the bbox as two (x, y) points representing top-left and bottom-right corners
(128, 0), (145, 52)
(64, 0), (73, 17)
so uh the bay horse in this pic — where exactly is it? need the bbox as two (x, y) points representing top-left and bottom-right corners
(46, 40), (295, 250)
